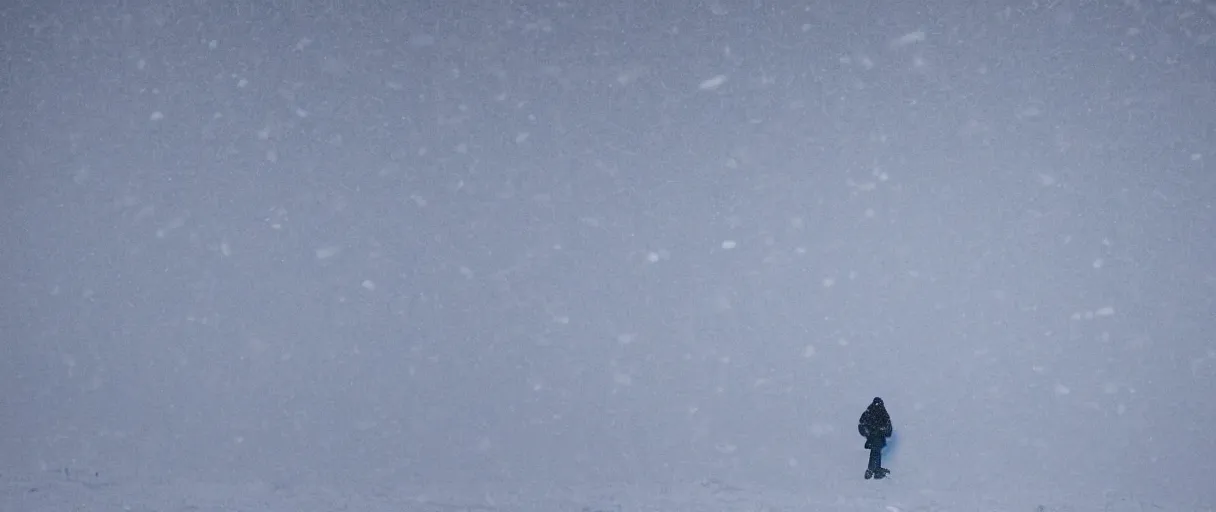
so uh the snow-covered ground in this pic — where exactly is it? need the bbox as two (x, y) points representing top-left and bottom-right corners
(5, 2), (1214, 512)
(1, 470), (1183, 512)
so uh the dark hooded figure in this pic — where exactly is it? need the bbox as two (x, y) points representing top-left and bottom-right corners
(858, 397), (892, 479)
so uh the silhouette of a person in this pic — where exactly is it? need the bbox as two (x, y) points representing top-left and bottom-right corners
(858, 397), (892, 479)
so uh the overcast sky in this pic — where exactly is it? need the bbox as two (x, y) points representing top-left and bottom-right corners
(2, 0), (1214, 504)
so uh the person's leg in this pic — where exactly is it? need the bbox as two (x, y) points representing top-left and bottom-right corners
(871, 448), (889, 478)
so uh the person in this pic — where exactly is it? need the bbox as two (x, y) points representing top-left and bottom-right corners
(858, 397), (892, 479)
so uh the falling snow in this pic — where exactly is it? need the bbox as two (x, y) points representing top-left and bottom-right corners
(4, 6), (1210, 511)
(699, 75), (728, 91)
(315, 246), (342, 260)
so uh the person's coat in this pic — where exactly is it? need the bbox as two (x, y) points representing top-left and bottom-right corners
(858, 397), (893, 450)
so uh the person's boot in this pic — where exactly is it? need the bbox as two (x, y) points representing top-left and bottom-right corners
(873, 467), (890, 479)
(865, 469), (874, 479)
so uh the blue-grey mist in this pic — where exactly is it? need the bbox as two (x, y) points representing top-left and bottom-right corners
(1, 0), (1213, 505)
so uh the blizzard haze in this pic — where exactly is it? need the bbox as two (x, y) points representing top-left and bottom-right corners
(2, 0), (1214, 510)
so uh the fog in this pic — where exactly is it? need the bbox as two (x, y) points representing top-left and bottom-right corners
(2, 0), (1213, 506)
